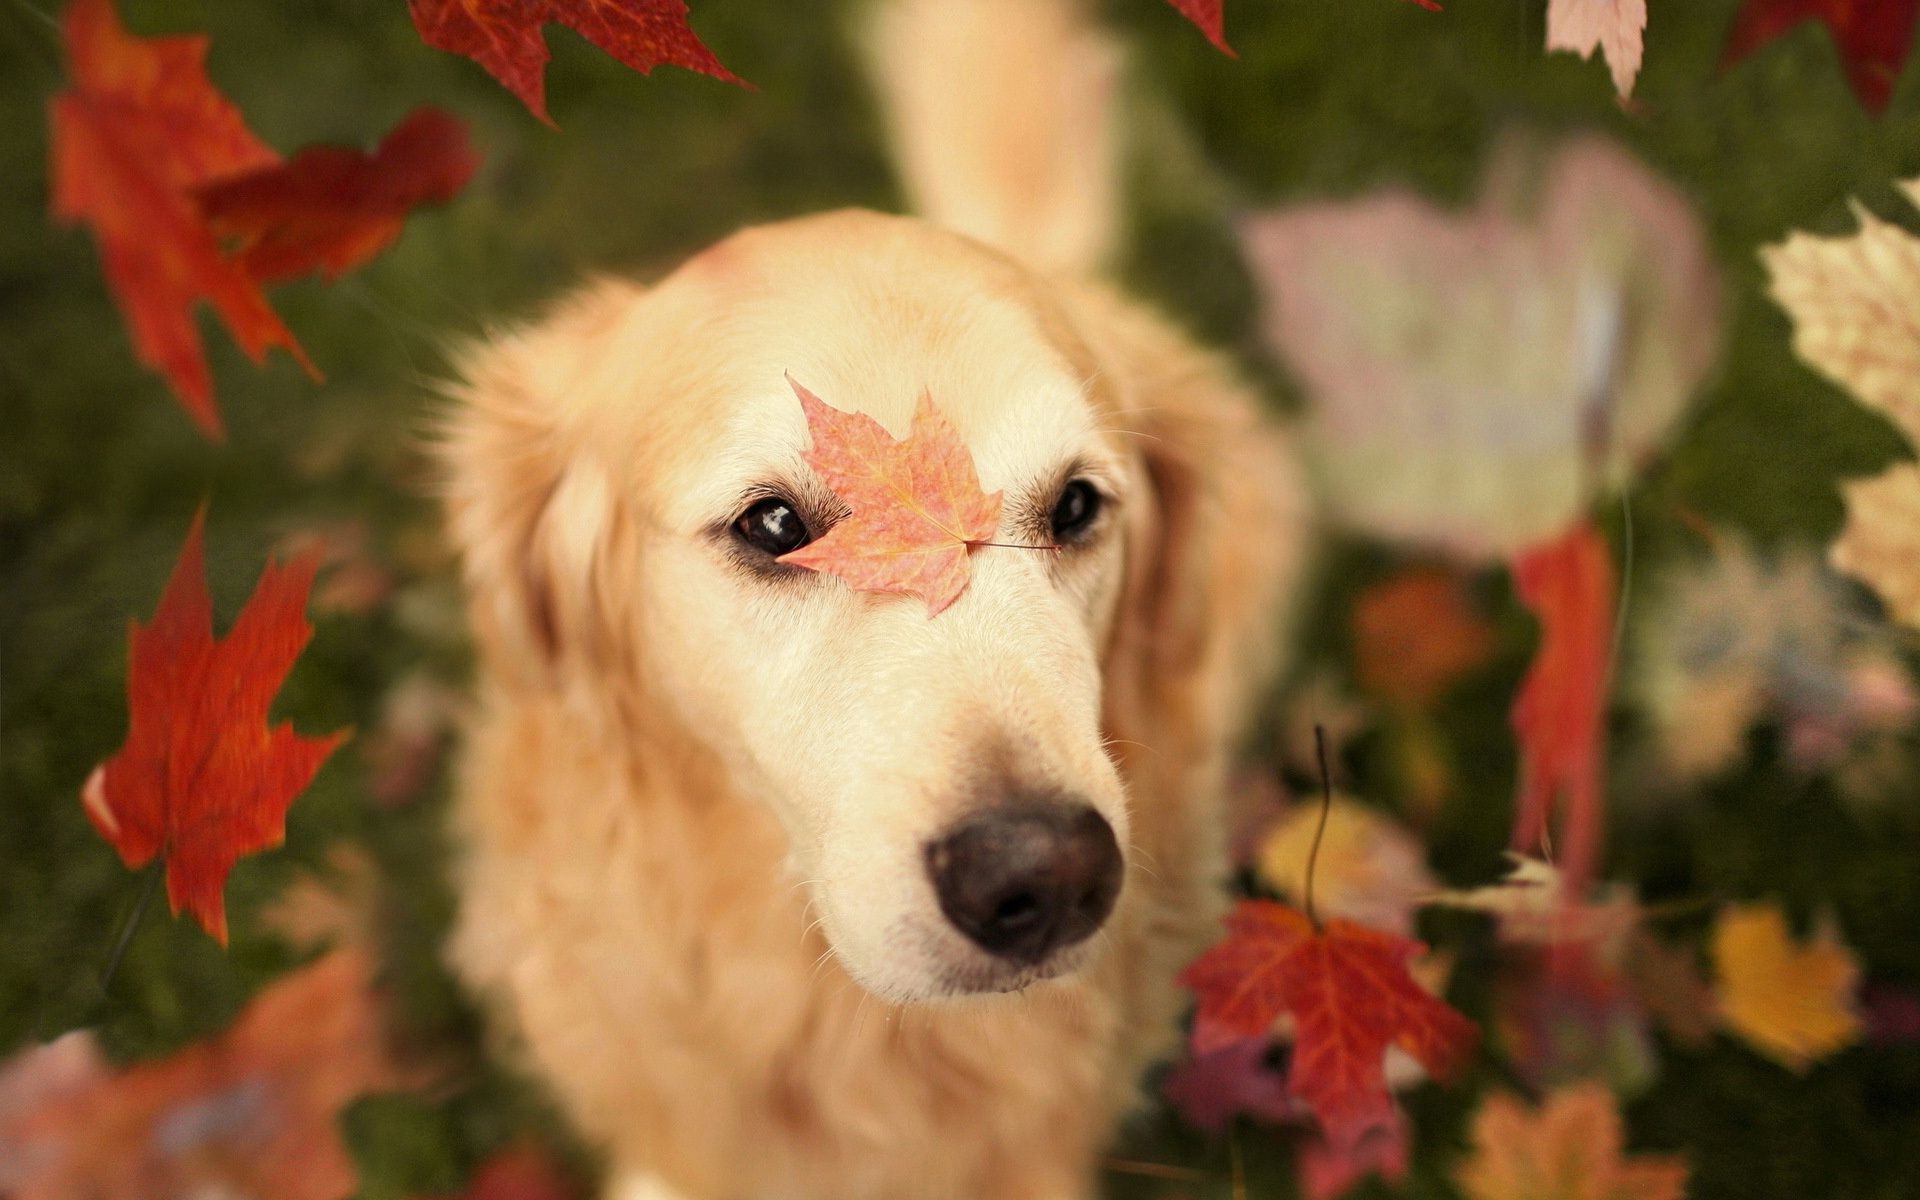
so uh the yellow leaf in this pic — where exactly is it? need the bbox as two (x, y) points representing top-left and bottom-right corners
(1253, 799), (1434, 935)
(1831, 464), (1920, 631)
(1763, 184), (1920, 451)
(1456, 1083), (1688, 1200)
(1712, 903), (1863, 1072)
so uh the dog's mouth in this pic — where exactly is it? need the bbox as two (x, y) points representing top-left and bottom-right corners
(934, 938), (1103, 997)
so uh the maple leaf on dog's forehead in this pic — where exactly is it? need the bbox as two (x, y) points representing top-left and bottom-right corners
(407, 0), (746, 125)
(780, 377), (1007, 616)
(83, 511), (346, 945)
(1180, 900), (1477, 1150)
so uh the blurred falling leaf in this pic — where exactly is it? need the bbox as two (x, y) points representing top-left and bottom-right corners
(1254, 799), (1437, 935)
(197, 107), (477, 286)
(1423, 855), (1639, 959)
(1509, 523), (1616, 896)
(0, 1036), (110, 1190)
(1723, 0), (1920, 115)
(1242, 135), (1718, 559)
(1455, 1083), (1688, 1200)
(258, 843), (382, 954)
(1547, 0), (1648, 98)
(0, 950), (423, 1200)
(1626, 930), (1719, 1048)
(1712, 903), (1863, 1071)
(1496, 944), (1656, 1096)
(435, 1140), (581, 1200)
(362, 672), (464, 807)
(276, 521), (397, 618)
(1832, 464), (1920, 631)
(406, 0), (746, 125)
(1764, 180), (1920, 449)
(1634, 536), (1918, 782)
(1352, 566), (1497, 708)
(1159, 1038), (1297, 1134)
(1298, 1110), (1410, 1200)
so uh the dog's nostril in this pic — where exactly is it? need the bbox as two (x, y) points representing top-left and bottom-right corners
(925, 801), (1123, 964)
(994, 891), (1042, 929)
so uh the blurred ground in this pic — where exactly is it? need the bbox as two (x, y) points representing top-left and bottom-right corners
(3, 1), (1919, 1197)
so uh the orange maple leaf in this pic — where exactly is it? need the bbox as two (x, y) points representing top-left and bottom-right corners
(197, 106), (478, 285)
(0, 949), (421, 1200)
(1456, 1084), (1687, 1200)
(82, 510), (347, 945)
(1352, 565), (1497, 709)
(779, 376), (1009, 617)
(1508, 521), (1615, 896)
(1179, 900), (1478, 1149)
(49, 0), (315, 438)
(407, 0), (747, 125)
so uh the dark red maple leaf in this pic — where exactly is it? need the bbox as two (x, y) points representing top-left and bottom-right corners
(49, 0), (315, 438)
(1723, 0), (1920, 114)
(408, 0), (746, 124)
(1163, 0), (1438, 54)
(198, 107), (479, 285)
(1160, 1038), (1299, 1134)
(82, 510), (347, 945)
(1180, 900), (1477, 1150)
(1507, 521), (1615, 898)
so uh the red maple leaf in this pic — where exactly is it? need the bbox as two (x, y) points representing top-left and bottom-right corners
(779, 376), (1011, 617)
(1179, 900), (1478, 1150)
(197, 107), (479, 285)
(82, 510), (347, 945)
(1507, 521), (1615, 897)
(407, 0), (747, 124)
(1164, 0), (1438, 53)
(0, 949), (422, 1200)
(49, 0), (315, 438)
(1723, 0), (1920, 114)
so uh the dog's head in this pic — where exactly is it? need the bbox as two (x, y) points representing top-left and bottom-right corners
(443, 210), (1298, 1002)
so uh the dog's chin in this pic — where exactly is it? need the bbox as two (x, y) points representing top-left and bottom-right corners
(834, 934), (1103, 1005)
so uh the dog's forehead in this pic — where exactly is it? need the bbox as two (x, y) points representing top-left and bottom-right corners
(655, 266), (1110, 523)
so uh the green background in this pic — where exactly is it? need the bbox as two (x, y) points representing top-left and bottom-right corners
(3, 1), (1918, 1196)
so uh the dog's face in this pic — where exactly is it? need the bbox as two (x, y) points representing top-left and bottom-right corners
(449, 211), (1263, 1003)
(628, 217), (1138, 1002)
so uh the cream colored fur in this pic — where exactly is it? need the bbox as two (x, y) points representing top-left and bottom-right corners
(436, 3), (1309, 1197)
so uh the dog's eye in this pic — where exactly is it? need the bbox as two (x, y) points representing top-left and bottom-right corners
(1050, 480), (1103, 542)
(734, 497), (812, 556)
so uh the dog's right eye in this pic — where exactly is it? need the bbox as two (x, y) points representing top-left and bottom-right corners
(734, 497), (813, 557)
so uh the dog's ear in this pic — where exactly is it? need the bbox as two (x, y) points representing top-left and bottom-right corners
(1086, 292), (1312, 831)
(436, 279), (644, 693)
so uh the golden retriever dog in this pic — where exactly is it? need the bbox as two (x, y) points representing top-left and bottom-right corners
(436, 1), (1308, 1196)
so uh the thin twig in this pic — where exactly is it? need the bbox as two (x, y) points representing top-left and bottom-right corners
(1306, 725), (1335, 932)
(98, 860), (163, 994)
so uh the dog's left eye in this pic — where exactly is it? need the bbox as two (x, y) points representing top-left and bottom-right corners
(1050, 480), (1104, 542)
(734, 497), (813, 556)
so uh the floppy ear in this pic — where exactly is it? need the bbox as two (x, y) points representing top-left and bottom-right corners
(1080, 289), (1312, 857)
(436, 279), (645, 695)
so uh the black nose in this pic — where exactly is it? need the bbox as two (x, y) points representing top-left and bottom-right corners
(925, 803), (1123, 963)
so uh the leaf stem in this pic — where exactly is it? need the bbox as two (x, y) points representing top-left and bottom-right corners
(1305, 725), (1334, 933)
(98, 860), (163, 994)
(966, 540), (1062, 553)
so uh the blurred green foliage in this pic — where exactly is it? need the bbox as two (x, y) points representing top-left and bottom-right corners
(3, 1), (1918, 1197)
